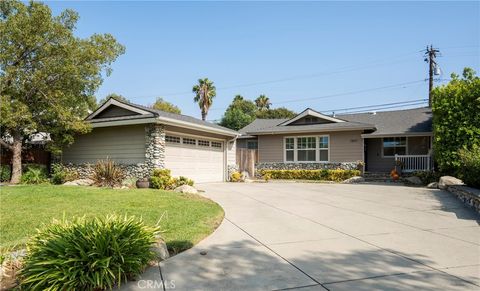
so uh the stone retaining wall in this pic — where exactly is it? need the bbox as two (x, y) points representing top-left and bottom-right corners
(62, 163), (153, 179)
(256, 162), (362, 171)
(447, 185), (480, 214)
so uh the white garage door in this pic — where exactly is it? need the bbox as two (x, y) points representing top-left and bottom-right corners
(164, 134), (225, 183)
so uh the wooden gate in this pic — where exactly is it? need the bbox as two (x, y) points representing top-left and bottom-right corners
(236, 149), (258, 177)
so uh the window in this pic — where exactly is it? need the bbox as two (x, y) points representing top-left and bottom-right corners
(297, 137), (316, 161)
(247, 140), (258, 149)
(318, 136), (329, 161)
(284, 136), (329, 162)
(166, 136), (180, 143)
(198, 140), (210, 147)
(383, 137), (406, 157)
(183, 138), (196, 145)
(211, 141), (222, 148)
(285, 138), (295, 161)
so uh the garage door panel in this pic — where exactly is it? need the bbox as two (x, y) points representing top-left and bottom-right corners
(165, 143), (224, 183)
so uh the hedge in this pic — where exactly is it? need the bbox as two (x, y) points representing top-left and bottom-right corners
(260, 169), (361, 182)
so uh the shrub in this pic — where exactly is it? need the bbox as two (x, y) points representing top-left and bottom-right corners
(150, 169), (175, 190)
(259, 169), (361, 182)
(230, 171), (242, 182)
(458, 148), (480, 188)
(176, 176), (194, 187)
(92, 159), (125, 187)
(0, 164), (11, 182)
(50, 164), (79, 185)
(19, 215), (159, 290)
(21, 165), (48, 184)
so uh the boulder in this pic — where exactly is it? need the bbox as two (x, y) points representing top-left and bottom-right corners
(150, 238), (169, 264)
(174, 185), (198, 194)
(342, 176), (365, 184)
(438, 176), (464, 189)
(74, 178), (94, 186)
(63, 181), (78, 186)
(405, 176), (423, 185)
(427, 182), (438, 189)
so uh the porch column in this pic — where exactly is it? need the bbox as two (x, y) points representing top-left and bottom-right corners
(145, 124), (165, 170)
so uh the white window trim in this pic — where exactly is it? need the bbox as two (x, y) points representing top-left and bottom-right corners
(283, 135), (330, 163)
(382, 136), (408, 158)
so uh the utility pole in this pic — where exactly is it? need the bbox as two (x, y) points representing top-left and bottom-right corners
(424, 45), (440, 107)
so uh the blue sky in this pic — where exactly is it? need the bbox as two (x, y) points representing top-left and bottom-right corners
(46, 1), (479, 121)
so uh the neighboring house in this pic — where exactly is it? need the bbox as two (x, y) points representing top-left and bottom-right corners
(61, 98), (238, 183)
(238, 107), (433, 173)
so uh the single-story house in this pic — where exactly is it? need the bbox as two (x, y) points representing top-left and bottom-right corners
(238, 107), (433, 173)
(61, 98), (239, 182)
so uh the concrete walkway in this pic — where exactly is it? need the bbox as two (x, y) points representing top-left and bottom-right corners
(122, 183), (480, 290)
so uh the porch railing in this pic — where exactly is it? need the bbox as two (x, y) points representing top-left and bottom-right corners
(395, 154), (433, 172)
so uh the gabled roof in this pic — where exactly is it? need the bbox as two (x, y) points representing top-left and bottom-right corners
(86, 98), (238, 137)
(239, 107), (432, 137)
(340, 107), (432, 138)
(279, 108), (346, 125)
(240, 118), (375, 135)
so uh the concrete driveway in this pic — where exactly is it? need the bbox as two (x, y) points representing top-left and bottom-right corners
(124, 183), (480, 290)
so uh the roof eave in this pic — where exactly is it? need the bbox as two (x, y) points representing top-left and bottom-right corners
(361, 132), (433, 138)
(247, 126), (375, 135)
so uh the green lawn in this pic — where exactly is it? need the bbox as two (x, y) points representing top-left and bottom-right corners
(0, 185), (224, 254)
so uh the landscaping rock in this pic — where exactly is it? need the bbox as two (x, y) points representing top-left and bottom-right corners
(174, 185), (198, 194)
(241, 171), (250, 181)
(74, 178), (94, 186)
(63, 181), (78, 186)
(427, 182), (438, 189)
(150, 238), (169, 264)
(342, 176), (365, 184)
(439, 176), (464, 189)
(405, 176), (423, 185)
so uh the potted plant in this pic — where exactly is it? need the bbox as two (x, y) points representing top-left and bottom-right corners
(136, 178), (150, 188)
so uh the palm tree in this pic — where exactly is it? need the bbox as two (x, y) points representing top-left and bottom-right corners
(255, 94), (271, 111)
(192, 78), (216, 121)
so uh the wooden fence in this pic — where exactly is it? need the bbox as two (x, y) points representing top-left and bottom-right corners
(236, 148), (258, 177)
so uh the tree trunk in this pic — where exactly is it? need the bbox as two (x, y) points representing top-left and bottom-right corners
(201, 111), (207, 121)
(10, 132), (23, 184)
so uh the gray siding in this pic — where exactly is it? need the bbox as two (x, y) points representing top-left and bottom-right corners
(365, 136), (432, 172)
(257, 131), (363, 163)
(94, 105), (140, 119)
(62, 125), (146, 164)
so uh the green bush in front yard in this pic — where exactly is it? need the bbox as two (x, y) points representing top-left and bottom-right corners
(21, 165), (49, 184)
(20, 215), (159, 290)
(458, 148), (480, 188)
(260, 169), (361, 182)
(50, 164), (79, 184)
(0, 164), (11, 182)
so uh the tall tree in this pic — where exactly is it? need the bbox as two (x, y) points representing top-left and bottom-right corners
(0, 0), (125, 183)
(219, 95), (257, 130)
(151, 97), (181, 114)
(432, 67), (480, 177)
(98, 93), (129, 106)
(192, 78), (216, 121)
(255, 94), (271, 111)
(256, 107), (296, 119)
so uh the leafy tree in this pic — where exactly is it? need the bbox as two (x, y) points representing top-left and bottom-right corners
(98, 93), (129, 106)
(192, 78), (216, 120)
(256, 107), (296, 119)
(219, 95), (257, 130)
(0, 0), (125, 183)
(255, 94), (271, 111)
(151, 97), (181, 114)
(432, 67), (480, 180)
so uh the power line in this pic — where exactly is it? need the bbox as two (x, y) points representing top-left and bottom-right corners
(208, 79), (426, 112)
(320, 99), (427, 113)
(336, 101), (428, 115)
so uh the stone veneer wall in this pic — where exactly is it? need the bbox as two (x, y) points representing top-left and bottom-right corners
(256, 162), (362, 171)
(61, 124), (165, 179)
(446, 185), (480, 214)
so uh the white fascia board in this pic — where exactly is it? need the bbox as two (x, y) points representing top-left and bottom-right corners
(90, 117), (158, 128)
(279, 108), (346, 126)
(87, 98), (152, 120)
(157, 116), (239, 137)
(251, 126), (372, 135)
